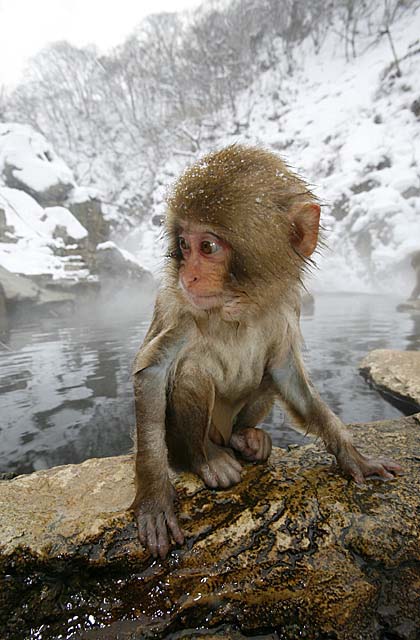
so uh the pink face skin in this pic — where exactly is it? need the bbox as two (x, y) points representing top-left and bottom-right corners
(177, 223), (231, 310)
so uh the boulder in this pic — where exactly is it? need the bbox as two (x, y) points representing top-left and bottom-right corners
(0, 281), (7, 334)
(68, 197), (110, 247)
(0, 187), (94, 285)
(0, 124), (75, 207)
(42, 206), (88, 244)
(0, 265), (75, 317)
(95, 241), (155, 288)
(0, 206), (14, 238)
(0, 414), (419, 640)
(397, 299), (420, 313)
(411, 97), (420, 118)
(0, 264), (39, 303)
(4, 161), (74, 206)
(360, 349), (420, 410)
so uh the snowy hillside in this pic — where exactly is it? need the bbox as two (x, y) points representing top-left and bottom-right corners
(125, 8), (420, 295)
(4, 4), (420, 296)
(247, 12), (420, 294)
(0, 124), (91, 280)
(0, 124), (149, 289)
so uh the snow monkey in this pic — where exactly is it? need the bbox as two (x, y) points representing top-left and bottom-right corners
(131, 145), (403, 559)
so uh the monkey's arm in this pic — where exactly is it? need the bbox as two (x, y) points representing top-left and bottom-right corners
(270, 349), (403, 483)
(131, 307), (184, 559)
(131, 363), (184, 559)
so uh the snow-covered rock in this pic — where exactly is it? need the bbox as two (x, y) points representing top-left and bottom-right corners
(125, 9), (420, 296)
(0, 124), (152, 294)
(0, 264), (39, 302)
(0, 123), (75, 206)
(96, 241), (155, 287)
(237, 13), (420, 294)
(68, 197), (109, 247)
(0, 186), (89, 280)
(43, 206), (88, 241)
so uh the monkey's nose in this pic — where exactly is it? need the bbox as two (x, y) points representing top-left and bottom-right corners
(182, 273), (199, 289)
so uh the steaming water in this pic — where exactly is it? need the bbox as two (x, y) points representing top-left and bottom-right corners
(0, 293), (418, 476)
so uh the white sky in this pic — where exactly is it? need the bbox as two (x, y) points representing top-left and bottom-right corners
(0, 0), (202, 88)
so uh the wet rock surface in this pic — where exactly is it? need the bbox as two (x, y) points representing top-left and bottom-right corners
(3, 160), (74, 207)
(0, 264), (40, 303)
(69, 197), (110, 247)
(95, 241), (155, 288)
(0, 414), (419, 639)
(360, 349), (420, 411)
(0, 282), (7, 334)
(0, 264), (75, 321)
(0, 123), (153, 321)
(397, 299), (420, 313)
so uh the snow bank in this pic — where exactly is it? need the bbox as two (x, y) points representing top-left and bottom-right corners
(242, 11), (420, 293)
(43, 206), (88, 240)
(0, 187), (89, 279)
(0, 124), (92, 279)
(128, 9), (420, 295)
(0, 123), (153, 284)
(67, 185), (100, 204)
(97, 240), (143, 267)
(0, 123), (75, 194)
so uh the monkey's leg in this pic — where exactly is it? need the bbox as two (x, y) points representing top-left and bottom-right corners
(271, 350), (403, 483)
(229, 387), (275, 462)
(131, 365), (185, 560)
(167, 371), (243, 489)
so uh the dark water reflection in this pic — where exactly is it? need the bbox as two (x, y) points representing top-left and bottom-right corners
(0, 294), (418, 475)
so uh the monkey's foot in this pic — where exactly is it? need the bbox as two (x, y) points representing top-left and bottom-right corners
(132, 494), (185, 560)
(195, 442), (243, 489)
(336, 444), (404, 485)
(229, 427), (272, 462)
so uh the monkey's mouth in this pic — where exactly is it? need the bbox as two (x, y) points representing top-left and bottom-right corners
(183, 290), (224, 310)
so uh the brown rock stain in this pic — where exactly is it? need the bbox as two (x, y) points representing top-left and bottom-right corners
(0, 415), (419, 639)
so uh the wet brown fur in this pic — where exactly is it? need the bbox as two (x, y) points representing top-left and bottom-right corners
(166, 145), (317, 298)
(130, 144), (403, 560)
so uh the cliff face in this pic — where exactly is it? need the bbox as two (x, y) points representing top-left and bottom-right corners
(0, 123), (106, 282)
(126, 9), (420, 292)
(0, 124), (153, 318)
(1, 414), (419, 640)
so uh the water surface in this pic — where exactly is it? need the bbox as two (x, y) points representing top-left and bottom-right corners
(0, 293), (418, 475)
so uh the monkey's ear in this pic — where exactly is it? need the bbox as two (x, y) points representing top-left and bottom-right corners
(289, 203), (320, 258)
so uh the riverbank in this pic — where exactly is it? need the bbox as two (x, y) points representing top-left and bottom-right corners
(0, 413), (419, 639)
(360, 349), (420, 413)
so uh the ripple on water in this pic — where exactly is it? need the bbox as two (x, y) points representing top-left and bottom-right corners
(0, 294), (418, 475)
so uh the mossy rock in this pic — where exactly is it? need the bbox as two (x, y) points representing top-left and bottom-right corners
(0, 414), (419, 639)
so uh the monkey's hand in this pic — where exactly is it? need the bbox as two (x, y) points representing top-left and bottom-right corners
(335, 441), (403, 485)
(229, 427), (272, 462)
(132, 490), (185, 560)
(195, 441), (243, 489)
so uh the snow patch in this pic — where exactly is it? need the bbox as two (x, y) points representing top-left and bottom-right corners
(0, 187), (89, 279)
(0, 123), (75, 192)
(43, 207), (88, 240)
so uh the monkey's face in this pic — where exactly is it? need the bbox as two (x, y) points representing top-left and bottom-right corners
(167, 145), (322, 319)
(177, 221), (232, 311)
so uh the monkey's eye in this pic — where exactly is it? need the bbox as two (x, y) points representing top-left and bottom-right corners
(178, 237), (190, 252)
(201, 240), (220, 255)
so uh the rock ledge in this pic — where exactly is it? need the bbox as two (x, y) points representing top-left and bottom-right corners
(0, 414), (419, 639)
(360, 349), (420, 410)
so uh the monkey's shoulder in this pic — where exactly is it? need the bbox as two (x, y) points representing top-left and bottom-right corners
(133, 293), (189, 374)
